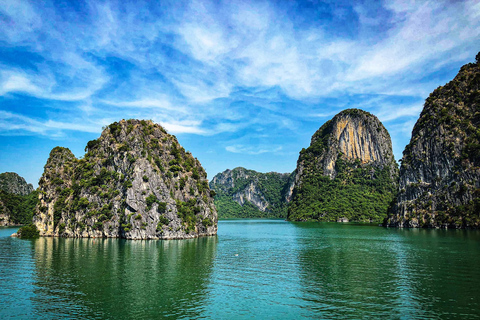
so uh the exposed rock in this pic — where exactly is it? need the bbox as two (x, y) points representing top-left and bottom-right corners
(0, 172), (36, 226)
(33, 119), (217, 239)
(0, 198), (12, 226)
(385, 56), (480, 229)
(0, 172), (34, 196)
(288, 109), (398, 222)
(209, 167), (294, 218)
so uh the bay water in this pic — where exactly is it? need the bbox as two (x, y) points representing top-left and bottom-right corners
(1, 220), (479, 319)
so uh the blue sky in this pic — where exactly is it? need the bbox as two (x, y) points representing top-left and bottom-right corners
(1, 0), (479, 187)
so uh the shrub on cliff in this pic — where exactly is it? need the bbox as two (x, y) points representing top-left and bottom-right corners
(17, 224), (40, 238)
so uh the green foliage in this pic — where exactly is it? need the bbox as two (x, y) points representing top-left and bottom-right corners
(17, 223), (40, 238)
(154, 157), (164, 172)
(85, 139), (100, 152)
(158, 214), (169, 226)
(210, 168), (291, 219)
(288, 156), (396, 223)
(146, 194), (158, 211)
(169, 165), (182, 173)
(0, 190), (39, 224)
(53, 194), (68, 228)
(157, 202), (167, 213)
(51, 177), (64, 185)
(202, 217), (213, 227)
(192, 167), (200, 180)
(214, 195), (286, 219)
(109, 122), (121, 136)
(142, 175), (149, 182)
(176, 199), (199, 233)
(179, 177), (186, 190)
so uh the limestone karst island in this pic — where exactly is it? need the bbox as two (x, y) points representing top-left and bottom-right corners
(1, 1), (480, 318)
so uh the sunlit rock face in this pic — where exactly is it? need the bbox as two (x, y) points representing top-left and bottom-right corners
(288, 109), (398, 222)
(319, 110), (396, 179)
(33, 119), (217, 239)
(386, 59), (480, 229)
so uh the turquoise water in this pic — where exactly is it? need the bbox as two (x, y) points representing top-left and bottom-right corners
(1, 220), (480, 319)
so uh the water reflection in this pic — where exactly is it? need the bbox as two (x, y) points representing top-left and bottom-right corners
(293, 223), (480, 319)
(31, 236), (217, 319)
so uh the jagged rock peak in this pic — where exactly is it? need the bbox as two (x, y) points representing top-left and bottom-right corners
(386, 55), (480, 229)
(33, 119), (217, 239)
(287, 108), (398, 222)
(0, 172), (34, 196)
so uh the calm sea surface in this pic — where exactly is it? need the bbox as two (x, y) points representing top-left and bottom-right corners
(1, 220), (480, 319)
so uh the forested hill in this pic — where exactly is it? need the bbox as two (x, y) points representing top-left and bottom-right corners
(287, 109), (398, 223)
(209, 167), (294, 218)
(0, 172), (38, 226)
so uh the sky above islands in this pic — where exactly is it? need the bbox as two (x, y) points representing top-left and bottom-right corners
(1, 0), (480, 187)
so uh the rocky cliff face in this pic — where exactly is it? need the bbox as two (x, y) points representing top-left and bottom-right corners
(288, 109), (398, 222)
(0, 172), (37, 226)
(0, 198), (11, 226)
(209, 167), (293, 218)
(0, 172), (34, 196)
(386, 57), (480, 228)
(33, 119), (217, 239)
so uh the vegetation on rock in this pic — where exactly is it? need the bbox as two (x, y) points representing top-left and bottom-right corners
(0, 172), (34, 196)
(0, 189), (39, 226)
(386, 53), (480, 229)
(288, 109), (398, 223)
(209, 167), (293, 218)
(33, 119), (217, 239)
(17, 223), (40, 238)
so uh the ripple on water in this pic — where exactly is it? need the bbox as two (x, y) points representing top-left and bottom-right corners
(1, 222), (480, 319)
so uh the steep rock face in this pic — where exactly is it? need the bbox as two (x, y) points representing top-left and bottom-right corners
(288, 109), (398, 222)
(0, 172), (34, 196)
(0, 172), (38, 226)
(0, 198), (11, 226)
(33, 119), (217, 239)
(209, 167), (293, 218)
(386, 58), (480, 228)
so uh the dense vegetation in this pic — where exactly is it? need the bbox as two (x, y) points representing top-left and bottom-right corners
(288, 155), (397, 222)
(17, 223), (40, 238)
(0, 190), (39, 225)
(210, 168), (292, 219)
(288, 109), (398, 223)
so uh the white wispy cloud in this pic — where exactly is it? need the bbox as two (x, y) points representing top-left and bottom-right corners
(226, 144), (283, 155)
(0, 111), (102, 136)
(0, 0), (479, 148)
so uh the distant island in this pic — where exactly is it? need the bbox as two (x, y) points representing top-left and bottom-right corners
(209, 167), (294, 219)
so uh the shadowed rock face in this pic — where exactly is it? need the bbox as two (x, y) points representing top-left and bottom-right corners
(386, 59), (480, 229)
(288, 109), (398, 222)
(0, 172), (34, 196)
(0, 198), (11, 226)
(33, 119), (217, 239)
